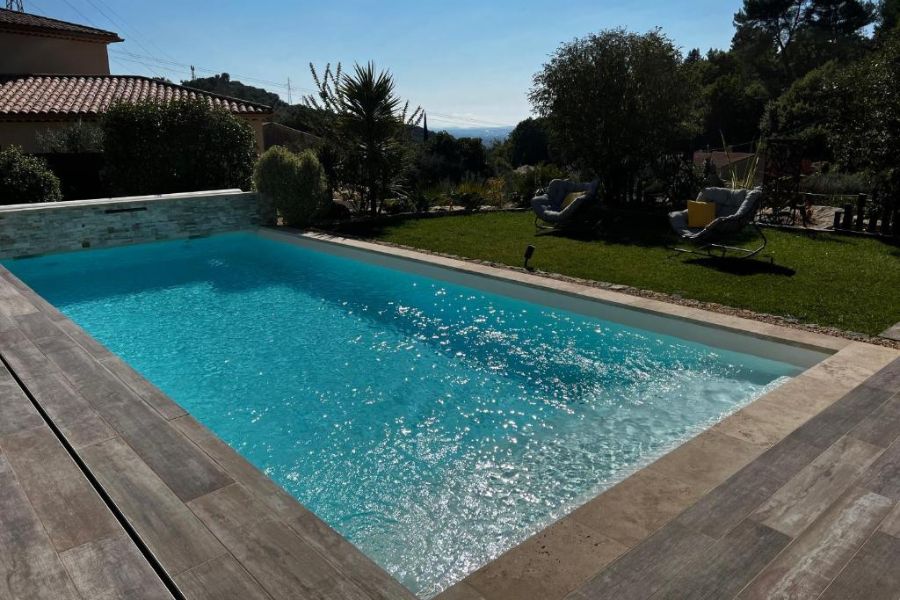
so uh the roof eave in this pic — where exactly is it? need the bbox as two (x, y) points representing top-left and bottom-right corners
(0, 25), (123, 43)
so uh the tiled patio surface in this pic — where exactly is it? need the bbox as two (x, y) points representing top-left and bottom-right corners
(1, 235), (898, 600)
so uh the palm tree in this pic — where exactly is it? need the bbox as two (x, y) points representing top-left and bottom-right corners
(304, 62), (422, 215)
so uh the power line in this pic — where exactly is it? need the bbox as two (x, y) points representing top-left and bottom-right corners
(83, 0), (180, 64)
(108, 48), (310, 93)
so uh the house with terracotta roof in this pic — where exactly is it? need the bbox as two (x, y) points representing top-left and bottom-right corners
(0, 7), (272, 152)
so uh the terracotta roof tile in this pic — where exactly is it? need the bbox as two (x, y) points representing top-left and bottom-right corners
(0, 8), (122, 42)
(0, 75), (273, 118)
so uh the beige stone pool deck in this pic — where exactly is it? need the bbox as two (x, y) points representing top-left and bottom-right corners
(1, 229), (899, 600)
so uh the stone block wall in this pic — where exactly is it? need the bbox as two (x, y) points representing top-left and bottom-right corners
(0, 189), (272, 258)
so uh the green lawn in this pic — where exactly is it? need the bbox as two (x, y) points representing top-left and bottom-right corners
(344, 211), (900, 336)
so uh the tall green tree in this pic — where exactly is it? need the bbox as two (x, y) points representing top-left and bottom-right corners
(507, 118), (551, 167)
(530, 29), (694, 202)
(877, 0), (900, 36)
(733, 0), (876, 85)
(734, 0), (809, 80)
(304, 63), (422, 215)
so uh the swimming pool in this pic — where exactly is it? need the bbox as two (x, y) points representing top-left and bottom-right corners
(5, 231), (806, 597)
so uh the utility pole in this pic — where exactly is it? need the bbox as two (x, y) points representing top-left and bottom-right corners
(423, 112), (429, 142)
(6, 0), (25, 11)
(190, 65), (195, 80)
(287, 78), (292, 104)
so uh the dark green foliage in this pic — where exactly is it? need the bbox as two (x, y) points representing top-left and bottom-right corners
(275, 104), (333, 136)
(37, 120), (104, 153)
(0, 146), (62, 205)
(687, 49), (771, 148)
(761, 61), (847, 160)
(880, 0), (900, 35)
(182, 73), (285, 108)
(253, 146), (327, 227)
(732, 0), (876, 86)
(507, 118), (551, 167)
(829, 35), (900, 176)
(102, 99), (256, 196)
(416, 132), (489, 185)
(530, 28), (695, 202)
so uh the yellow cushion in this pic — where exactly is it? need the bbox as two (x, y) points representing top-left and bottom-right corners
(687, 201), (716, 228)
(562, 191), (584, 209)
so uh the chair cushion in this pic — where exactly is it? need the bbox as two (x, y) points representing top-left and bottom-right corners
(562, 191), (584, 209)
(687, 201), (716, 228)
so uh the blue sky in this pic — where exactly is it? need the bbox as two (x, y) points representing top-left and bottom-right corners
(28, 0), (744, 127)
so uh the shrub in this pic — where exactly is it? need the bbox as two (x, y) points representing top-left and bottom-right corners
(801, 171), (871, 196)
(0, 146), (62, 205)
(37, 120), (104, 153)
(102, 99), (256, 196)
(253, 147), (327, 227)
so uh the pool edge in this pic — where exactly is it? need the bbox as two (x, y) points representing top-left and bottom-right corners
(1, 232), (896, 600)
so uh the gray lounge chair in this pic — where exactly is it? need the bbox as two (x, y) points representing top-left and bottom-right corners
(668, 187), (767, 259)
(531, 179), (600, 230)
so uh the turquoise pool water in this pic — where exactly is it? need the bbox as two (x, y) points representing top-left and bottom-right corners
(5, 233), (801, 597)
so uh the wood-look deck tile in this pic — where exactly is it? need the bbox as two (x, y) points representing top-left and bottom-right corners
(674, 458), (783, 540)
(674, 434), (824, 540)
(862, 357), (900, 393)
(0, 426), (120, 552)
(0, 269), (63, 319)
(0, 281), (40, 318)
(53, 316), (115, 360)
(0, 362), (43, 436)
(286, 506), (418, 600)
(649, 520), (790, 600)
(436, 582), (489, 600)
(880, 502), (900, 538)
(37, 341), (232, 501)
(188, 483), (372, 600)
(11, 311), (186, 420)
(569, 466), (702, 547)
(0, 454), (81, 600)
(80, 437), (226, 575)
(464, 517), (627, 600)
(859, 438), (900, 501)
(1, 338), (115, 449)
(173, 554), (272, 600)
(171, 415), (301, 519)
(751, 436), (883, 537)
(736, 486), (893, 600)
(747, 433), (825, 486)
(112, 414), (233, 502)
(13, 311), (66, 342)
(98, 353), (186, 420)
(60, 534), (173, 600)
(789, 384), (895, 450)
(817, 531), (900, 600)
(850, 392), (900, 448)
(564, 521), (715, 600)
(172, 415), (417, 600)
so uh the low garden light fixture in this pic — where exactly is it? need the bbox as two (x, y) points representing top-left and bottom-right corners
(524, 245), (536, 271)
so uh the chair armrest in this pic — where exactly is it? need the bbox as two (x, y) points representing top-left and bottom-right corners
(668, 209), (689, 232)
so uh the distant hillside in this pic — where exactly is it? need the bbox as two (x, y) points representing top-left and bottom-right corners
(181, 73), (286, 108)
(442, 126), (513, 144)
